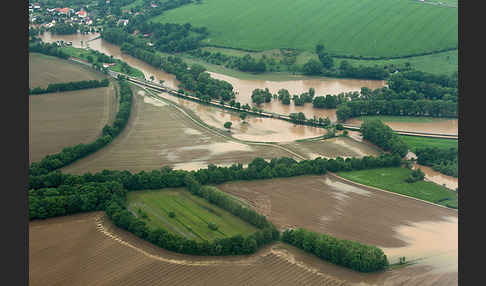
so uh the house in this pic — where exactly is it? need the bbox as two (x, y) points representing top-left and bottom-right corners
(151, 3), (158, 8)
(34, 2), (40, 9)
(76, 10), (87, 18)
(55, 7), (71, 15)
(103, 63), (116, 68)
(117, 19), (129, 26)
(143, 33), (150, 38)
(147, 42), (154, 47)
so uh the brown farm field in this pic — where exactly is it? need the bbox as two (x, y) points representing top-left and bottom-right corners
(29, 53), (106, 89)
(29, 85), (118, 163)
(283, 136), (382, 160)
(61, 87), (296, 174)
(217, 174), (458, 282)
(30, 186), (457, 286)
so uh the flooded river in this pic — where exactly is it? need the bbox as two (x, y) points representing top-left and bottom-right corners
(40, 32), (457, 136)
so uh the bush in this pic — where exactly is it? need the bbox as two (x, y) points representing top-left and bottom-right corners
(168, 211), (176, 218)
(208, 222), (219, 231)
(406, 168), (425, 183)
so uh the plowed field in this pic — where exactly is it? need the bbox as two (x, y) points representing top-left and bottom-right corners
(29, 86), (117, 163)
(29, 53), (105, 89)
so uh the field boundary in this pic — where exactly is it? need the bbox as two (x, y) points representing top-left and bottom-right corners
(328, 172), (458, 212)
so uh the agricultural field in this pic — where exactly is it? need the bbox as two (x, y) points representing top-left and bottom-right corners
(400, 135), (458, 152)
(282, 136), (382, 159)
(336, 167), (458, 208)
(127, 188), (257, 241)
(29, 87), (118, 163)
(29, 53), (117, 163)
(153, 0), (457, 58)
(29, 53), (106, 88)
(60, 87), (293, 174)
(29, 211), (457, 286)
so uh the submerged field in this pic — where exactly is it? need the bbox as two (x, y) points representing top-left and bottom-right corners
(29, 53), (105, 88)
(127, 188), (257, 241)
(60, 87), (294, 174)
(154, 0), (457, 58)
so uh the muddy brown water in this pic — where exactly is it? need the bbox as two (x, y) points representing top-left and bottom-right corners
(40, 33), (457, 136)
(210, 72), (385, 121)
(345, 118), (458, 136)
(218, 175), (457, 273)
(412, 163), (458, 190)
(39, 32), (383, 122)
(156, 92), (328, 142)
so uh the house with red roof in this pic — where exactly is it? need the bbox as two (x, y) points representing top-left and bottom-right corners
(76, 10), (87, 18)
(55, 7), (71, 15)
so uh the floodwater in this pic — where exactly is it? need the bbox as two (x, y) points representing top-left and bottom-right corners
(346, 117), (458, 136)
(412, 162), (458, 190)
(156, 92), (328, 142)
(210, 72), (385, 121)
(39, 32), (385, 123)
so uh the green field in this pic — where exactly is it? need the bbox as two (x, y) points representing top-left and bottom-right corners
(400, 135), (458, 152)
(355, 115), (451, 123)
(127, 188), (258, 241)
(152, 0), (457, 58)
(337, 167), (458, 208)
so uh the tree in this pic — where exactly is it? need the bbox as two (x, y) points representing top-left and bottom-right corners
(303, 59), (322, 75)
(224, 121), (232, 129)
(240, 112), (247, 122)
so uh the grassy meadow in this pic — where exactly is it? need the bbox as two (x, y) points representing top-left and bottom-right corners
(127, 188), (258, 241)
(153, 0), (457, 58)
(337, 167), (458, 208)
(400, 135), (457, 152)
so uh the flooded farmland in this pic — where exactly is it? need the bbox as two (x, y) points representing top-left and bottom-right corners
(30, 172), (458, 286)
(40, 32), (457, 136)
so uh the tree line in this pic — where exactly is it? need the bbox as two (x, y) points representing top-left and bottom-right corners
(29, 154), (403, 192)
(360, 119), (408, 158)
(29, 42), (70, 59)
(282, 228), (389, 272)
(336, 99), (458, 122)
(29, 80), (133, 176)
(415, 147), (458, 177)
(112, 41), (236, 101)
(30, 79), (109, 95)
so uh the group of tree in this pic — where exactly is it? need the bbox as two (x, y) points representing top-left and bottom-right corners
(303, 45), (389, 80)
(251, 88), (272, 105)
(406, 168), (425, 183)
(360, 119), (408, 158)
(29, 80), (133, 176)
(51, 23), (78, 35)
(29, 42), (69, 59)
(414, 147), (458, 177)
(282, 228), (389, 272)
(336, 99), (458, 121)
(30, 79), (109, 95)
